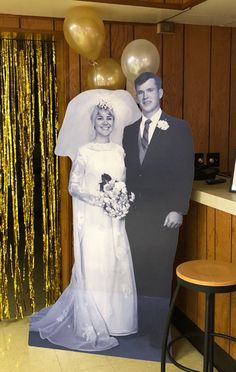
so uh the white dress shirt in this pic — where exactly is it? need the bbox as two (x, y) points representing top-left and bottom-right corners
(139, 108), (162, 145)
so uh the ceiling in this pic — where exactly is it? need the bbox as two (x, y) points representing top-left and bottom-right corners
(0, 0), (236, 27)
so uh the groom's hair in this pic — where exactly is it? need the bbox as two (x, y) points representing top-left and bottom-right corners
(134, 72), (162, 91)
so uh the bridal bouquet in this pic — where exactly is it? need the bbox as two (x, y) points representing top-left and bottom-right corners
(99, 173), (135, 219)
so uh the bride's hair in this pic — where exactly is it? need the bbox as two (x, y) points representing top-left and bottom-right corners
(90, 102), (115, 126)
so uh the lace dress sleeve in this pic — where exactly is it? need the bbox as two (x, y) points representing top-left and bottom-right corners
(68, 152), (102, 207)
(117, 144), (126, 182)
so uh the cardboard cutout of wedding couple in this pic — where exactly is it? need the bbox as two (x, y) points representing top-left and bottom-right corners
(30, 72), (194, 353)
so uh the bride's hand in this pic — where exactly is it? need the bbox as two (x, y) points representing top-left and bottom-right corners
(92, 192), (104, 207)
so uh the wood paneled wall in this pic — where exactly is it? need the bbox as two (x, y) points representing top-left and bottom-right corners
(176, 201), (236, 359)
(1, 15), (235, 171)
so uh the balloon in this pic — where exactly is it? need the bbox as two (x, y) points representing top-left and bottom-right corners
(63, 7), (105, 61)
(87, 58), (126, 90)
(121, 39), (160, 81)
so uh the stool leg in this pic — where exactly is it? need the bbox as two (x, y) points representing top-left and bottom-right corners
(208, 294), (215, 372)
(161, 283), (181, 372)
(203, 292), (214, 372)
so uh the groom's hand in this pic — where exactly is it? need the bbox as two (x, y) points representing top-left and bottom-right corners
(163, 211), (183, 228)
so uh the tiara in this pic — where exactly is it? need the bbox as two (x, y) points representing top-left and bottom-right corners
(97, 98), (113, 111)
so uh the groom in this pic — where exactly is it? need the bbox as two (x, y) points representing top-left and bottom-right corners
(123, 72), (194, 335)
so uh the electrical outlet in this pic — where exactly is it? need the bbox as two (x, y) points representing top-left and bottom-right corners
(207, 152), (220, 167)
(195, 153), (204, 167)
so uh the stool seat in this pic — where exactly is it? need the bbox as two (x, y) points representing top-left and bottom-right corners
(177, 260), (236, 287)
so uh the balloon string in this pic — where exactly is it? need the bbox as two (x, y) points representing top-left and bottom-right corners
(90, 60), (98, 88)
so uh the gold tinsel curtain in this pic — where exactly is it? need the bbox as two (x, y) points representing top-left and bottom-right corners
(0, 32), (61, 319)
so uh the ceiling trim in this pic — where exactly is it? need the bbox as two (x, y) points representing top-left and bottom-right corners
(182, 0), (207, 10)
(75, 0), (207, 10)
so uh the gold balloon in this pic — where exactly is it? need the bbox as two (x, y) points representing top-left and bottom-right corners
(87, 58), (126, 90)
(63, 7), (105, 61)
(121, 39), (160, 81)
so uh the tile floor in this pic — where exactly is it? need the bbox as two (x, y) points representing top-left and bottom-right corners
(0, 316), (219, 372)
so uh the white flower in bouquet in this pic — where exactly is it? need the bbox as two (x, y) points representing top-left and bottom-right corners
(114, 181), (127, 192)
(99, 173), (135, 219)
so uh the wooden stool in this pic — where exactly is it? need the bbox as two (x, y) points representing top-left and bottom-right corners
(161, 260), (236, 372)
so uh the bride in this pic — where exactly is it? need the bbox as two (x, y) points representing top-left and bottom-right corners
(30, 89), (141, 351)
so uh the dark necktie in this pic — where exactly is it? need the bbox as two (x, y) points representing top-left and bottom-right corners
(141, 119), (152, 150)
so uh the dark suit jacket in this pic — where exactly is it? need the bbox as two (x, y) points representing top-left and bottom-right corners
(123, 111), (194, 219)
(122, 111), (194, 298)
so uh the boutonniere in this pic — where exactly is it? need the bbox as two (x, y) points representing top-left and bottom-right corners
(157, 120), (169, 130)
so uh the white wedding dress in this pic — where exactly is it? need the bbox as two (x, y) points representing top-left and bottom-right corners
(30, 142), (138, 351)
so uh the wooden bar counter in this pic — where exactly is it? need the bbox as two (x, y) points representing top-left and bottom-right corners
(175, 177), (236, 363)
(191, 178), (236, 216)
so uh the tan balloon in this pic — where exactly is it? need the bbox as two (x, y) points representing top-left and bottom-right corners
(63, 7), (105, 61)
(87, 58), (126, 90)
(121, 39), (160, 81)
